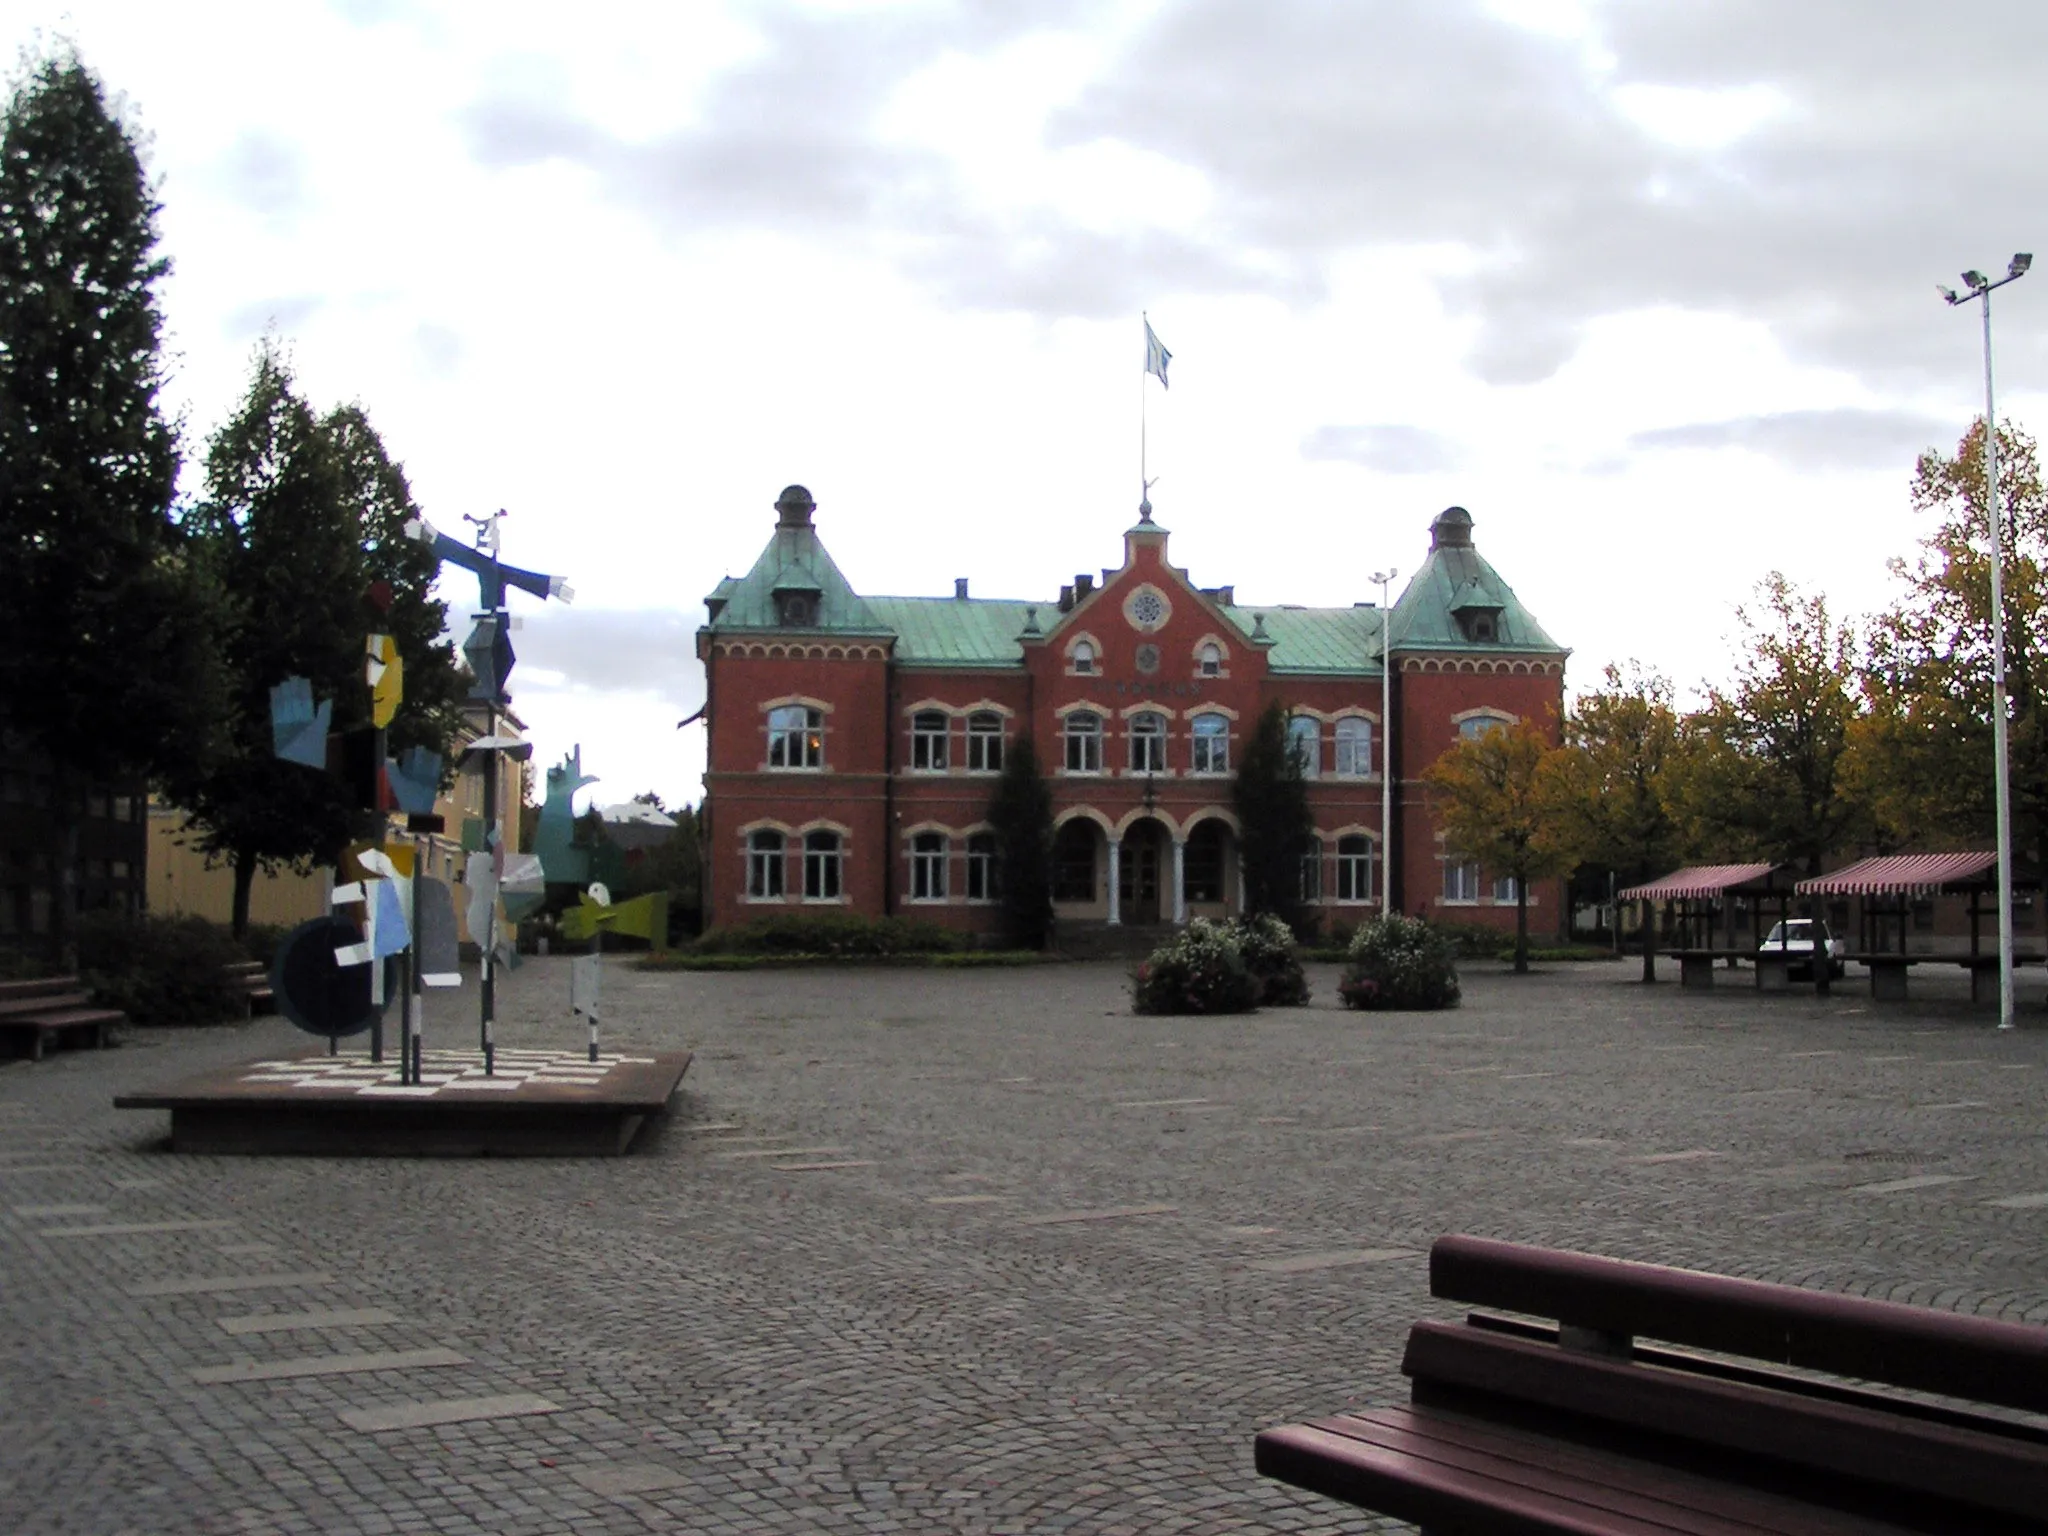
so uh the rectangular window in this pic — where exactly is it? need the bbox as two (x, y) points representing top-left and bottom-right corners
(1444, 860), (1480, 902)
(747, 834), (785, 899)
(768, 706), (824, 769)
(1191, 716), (1229, 774)
(1288, 717), (1320, 779)
(966, 715), (1004, 772)
(910, 834), (947, 900)
(1493, 874), (1519, 904)
(911, 712), (949, 771)
(804, 832), (843, 900)
(1334, 719), (1373, 777)
(1130, 714), (1166, 773)
(966, 834), (997, 900)
(1065, 714), (1102, 773)
(1336, 839), (1373, 902)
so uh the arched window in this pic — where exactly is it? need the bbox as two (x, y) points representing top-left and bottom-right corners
(1335, 835), (1373, 902)
(1053, 821), (1097, 901)
(1458, 713), (1511, 742)
(803, 830), (843, 900)
(747, 829), (785, 899)
(912, 710), (949, 770)
(966, 832), (997, 900)
(1334, 717), (1373, 777)
(966, 712), (1004, 772)
(1064, 711), (1103, 772)
(767, 705), (823, 769)
(1287, 715), (1320, 778)
(910, 831), (947, 900)
(1190, 713), (1229, 774)
(1184, 821), (1226, 903)
(1070, 640), (1097, 675)
(1129, 711), (1167, 773)
(1198, 642), (1222, 678)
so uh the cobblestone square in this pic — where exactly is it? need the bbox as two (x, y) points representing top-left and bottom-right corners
(4, 958), (2046, 1534)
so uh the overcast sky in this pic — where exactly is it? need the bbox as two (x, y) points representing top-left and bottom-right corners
(11, 0), (2045, 810)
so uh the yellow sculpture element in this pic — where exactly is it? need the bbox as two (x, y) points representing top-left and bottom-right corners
(366, 634), (404, 729)
(558, 889), (669, 949)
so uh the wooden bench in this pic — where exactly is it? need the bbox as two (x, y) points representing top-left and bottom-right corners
(224, 958), (275, 1017)
(1255, 1234), (2048, 1534)
(0, 975), (126, 1061)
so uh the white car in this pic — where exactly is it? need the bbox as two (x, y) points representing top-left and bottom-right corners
(1759, 919), (1846, 980)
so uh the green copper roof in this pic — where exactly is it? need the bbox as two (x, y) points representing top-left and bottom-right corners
(1219, 605), (1386, 675)
(1387, 518), (1565, 655)
(703, 524), (890, 635)
(864, 596), (1039, 666)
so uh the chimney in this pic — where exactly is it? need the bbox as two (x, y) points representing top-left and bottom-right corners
(1059, 584), (1075, 612)
(954, 578), (969, 600)
(1075, 574), (1094, 598)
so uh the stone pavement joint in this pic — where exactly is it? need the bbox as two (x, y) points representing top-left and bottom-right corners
(338, 1392), (560, 1432)
(192, 1346), (470, 1384)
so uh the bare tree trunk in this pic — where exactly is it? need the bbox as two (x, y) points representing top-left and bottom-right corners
(1514, 882), (1530, 974)
(1640, 897), (1656, 984)
(48, 774), (80, 974)
(231, 846), (257, 940)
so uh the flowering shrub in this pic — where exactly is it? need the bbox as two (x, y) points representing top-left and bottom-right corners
(1228, 912), (1310, 1006)
(1131, 917), (1261, 1015)
(1339, 914), (1461, 1011)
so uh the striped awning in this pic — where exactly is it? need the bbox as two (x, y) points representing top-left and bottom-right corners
(1797, 852), (1999, 896)
(1617, 864), (1783, 901)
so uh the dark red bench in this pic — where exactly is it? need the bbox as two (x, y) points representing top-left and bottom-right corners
(1255, 1234), (2048, 1534)
(0, 975), (125, 1060)
(224, 958), (274, 1017)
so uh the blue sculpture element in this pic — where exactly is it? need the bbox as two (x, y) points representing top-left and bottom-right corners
(386, 746), (442, 815)
(535, 746), (597, 887)
(405, 517), (571, 612)
(269, 677), (332, 768)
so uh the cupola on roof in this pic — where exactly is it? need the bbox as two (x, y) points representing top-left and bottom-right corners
(1430, 505), (1474, 548)
(776, 485), (816, 527)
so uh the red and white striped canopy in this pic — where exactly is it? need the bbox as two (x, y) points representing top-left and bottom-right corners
(1796, 852), (1999, 896)
(1617, 864), (1783, 901)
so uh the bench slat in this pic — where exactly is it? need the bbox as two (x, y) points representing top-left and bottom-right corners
(1258, 1409), (1896, 1536)
(1405, 1320), (2048, 1521)
(1432, 1235), (2048, 1415)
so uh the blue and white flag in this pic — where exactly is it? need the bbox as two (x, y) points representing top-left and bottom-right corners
(1144, 318), (1171, 389)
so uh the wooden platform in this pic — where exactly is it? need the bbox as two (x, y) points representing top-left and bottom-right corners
(114, 1046), (692, 1156)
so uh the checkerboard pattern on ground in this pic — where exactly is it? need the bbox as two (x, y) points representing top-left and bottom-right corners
(239, 1048), (660, 1097)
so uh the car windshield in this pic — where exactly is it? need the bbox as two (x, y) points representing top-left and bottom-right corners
(1763, 922), (1813, 944)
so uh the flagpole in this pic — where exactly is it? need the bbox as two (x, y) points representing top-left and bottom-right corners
(1140, 311), (1149, 505)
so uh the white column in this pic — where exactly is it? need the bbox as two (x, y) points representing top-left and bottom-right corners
(1106, 836), (1122, 926)
(1172, 839), (1187, 925)
(1235, 856), (1248, 916)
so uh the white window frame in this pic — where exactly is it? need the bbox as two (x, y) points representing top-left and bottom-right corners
(1070, 639), (1098, 676)
(1198, 642), (1222, 677)
(1334, 717), (1373, 778)
(1129, 711), (1167, 773)
(965, 712), (1003, 773)
(768, 705), (824, 769)
(1287, 715), (1320, 779)
(803, 830), (844, 901)
(746, 830), (786, 900)
(1493, 873), (1520, 904)
(1190, 713), (1229, 774)
(910, 831), (948, 901)
(1444, 859), (1480, 903)
(1335, 835), (1373, 902)
(965, 832), (997, 902)
(1065, 711), (1104, 773)
(911, 710), (950, 771)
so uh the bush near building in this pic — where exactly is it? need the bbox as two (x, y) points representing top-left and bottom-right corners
(691, 912), (968, 958)
(75, 911), (247, 1026)
(1231, 912), (1310, 1006)
(1338, 914), (1462, 1011)
(1132, 917), (1262, 1015)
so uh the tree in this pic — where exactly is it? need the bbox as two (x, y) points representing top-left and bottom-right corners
(1852, 420), (2048, 865)
(1232, 701), (1314, 935)
(1423, 716), (1573, 973)
(1682, 573), (1866, 876)
(167, 342), (459, 934)
(986, 738), (1054, 949)
(0, 52), (225, 964)
(1548, 663), (1685, 981)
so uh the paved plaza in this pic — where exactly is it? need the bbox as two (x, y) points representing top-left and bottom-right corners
(5, 956), (2048, 1534)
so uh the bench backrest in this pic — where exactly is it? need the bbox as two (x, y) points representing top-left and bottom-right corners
(1432, 1234), (2048, 1415)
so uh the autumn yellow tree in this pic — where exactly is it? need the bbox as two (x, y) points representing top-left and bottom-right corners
(1423, 716), (1574, 974)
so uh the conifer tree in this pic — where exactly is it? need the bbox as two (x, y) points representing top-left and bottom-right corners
(1232, 702), (1314, 935)
(0, 52), (224, 964)
(987, 738), (1054, 949)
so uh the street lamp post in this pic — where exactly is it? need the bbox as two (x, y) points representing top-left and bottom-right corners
(1941, 253), (2032, 1030)
(1372, 569), (1399, 912)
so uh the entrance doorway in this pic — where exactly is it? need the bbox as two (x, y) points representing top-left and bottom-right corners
(1120, 819), (1168, 925)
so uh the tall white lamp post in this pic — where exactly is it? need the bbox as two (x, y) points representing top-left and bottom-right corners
(1372, 568), (1399, 911)
(1940, 253), (2032, 1030)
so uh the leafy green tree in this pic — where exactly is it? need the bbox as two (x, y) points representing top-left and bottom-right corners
(0, 52), (225, 965)
(168, 342), (458, 934)
(1548, 663), (1685, 980)
(1852, 420), (2048, 865)
(616, 801), (703, 942)
(1682, 573), (1866, 876)
(1232, 701), (1314, 935)
(987, 738), (1054, 949)
(1422, 715), (1572, 973)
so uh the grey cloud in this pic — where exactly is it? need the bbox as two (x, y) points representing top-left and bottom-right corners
(1302, 424), (1466, 474)
(414, 323), (462, 376)
(222, 294), (323, 340)
(1628, 408), (1957, 471)
(216, 130), (308, 220)
(512, 607), (706, 718)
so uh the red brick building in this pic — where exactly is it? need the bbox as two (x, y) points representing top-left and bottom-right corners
(698, 486), (1568, 941)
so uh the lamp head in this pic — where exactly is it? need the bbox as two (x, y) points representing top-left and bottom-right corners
(1964, 270), (1990, 290)
(2012, 253), (2034, 278)
(1938, 284), (1960, 304)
